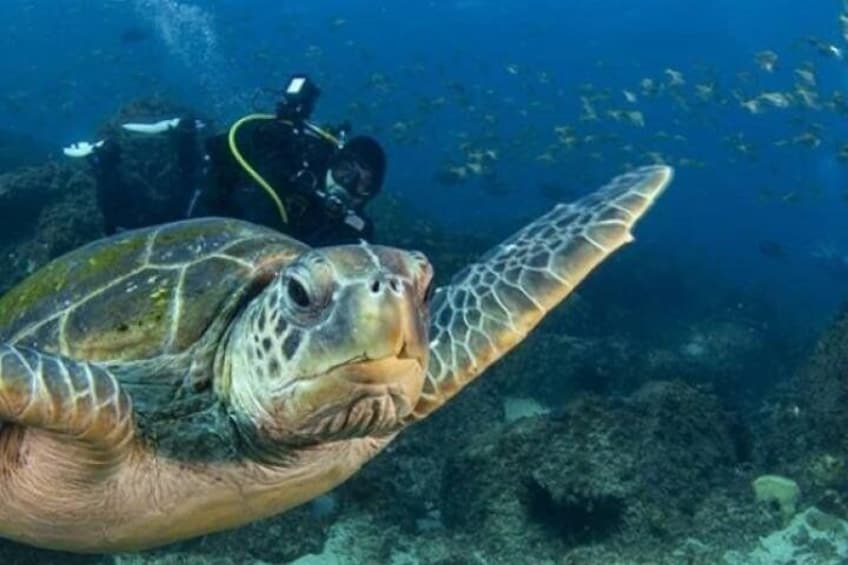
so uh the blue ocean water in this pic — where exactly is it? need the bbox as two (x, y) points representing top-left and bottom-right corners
(0, 2), (846, 561)
(1, 0), (845, 328)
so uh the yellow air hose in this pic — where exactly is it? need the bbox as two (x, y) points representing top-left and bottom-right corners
(227, 114), (343, 226)
(227, 113), (289, 224)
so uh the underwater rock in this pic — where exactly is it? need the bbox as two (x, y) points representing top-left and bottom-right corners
(0, 161), (101, 294)
(752, 475), (801, 523)
(502, 395), (551, 423)
(489, 328), (642, 402)
(0, 539), (110, 565)
(94, 97), (204, 231)
(0, 161), (90, 239)
(340, 372), (502, 535)
(753, 305), (848, 519)
(439, 381), (749, 560)
(793, 305), (848, 454)
(0, 129), (54, 173)
(723, 507), (848, 565)
(135, 506), (327, 564)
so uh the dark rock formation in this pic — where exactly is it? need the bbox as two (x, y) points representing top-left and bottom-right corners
(0, 129), (54, 173)
(0, 161), (101, 294)
(753, 304), (848, 519)
(439, 381), (752, 560)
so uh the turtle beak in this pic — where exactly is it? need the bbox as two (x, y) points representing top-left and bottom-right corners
(398, 338), (426, 365)
(341, 356), (423, 387)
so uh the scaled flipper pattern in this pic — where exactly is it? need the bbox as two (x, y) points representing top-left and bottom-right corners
(411, 165), (673, 420)
(0, 344), (134, 454)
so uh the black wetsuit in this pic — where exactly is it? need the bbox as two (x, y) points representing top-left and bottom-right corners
(201, 118), (374, 245)
(94, 117), (374, 246)
(92, 117), (200, 235)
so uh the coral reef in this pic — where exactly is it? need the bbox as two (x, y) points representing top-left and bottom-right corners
(723, 507), (848, 565)
(753, 303), (848, 520)
(0, 160), (101, 294)
(752, 475), (801, 523)
(437, 381), (763, 562)
(0, 128), (54, 172)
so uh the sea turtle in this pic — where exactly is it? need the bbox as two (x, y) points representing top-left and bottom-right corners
(0, 166), (671, 553)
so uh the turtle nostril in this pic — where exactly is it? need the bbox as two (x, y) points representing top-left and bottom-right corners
(370, 277), (401, 295)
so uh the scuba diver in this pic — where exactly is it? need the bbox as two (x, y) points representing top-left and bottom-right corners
(64, 75), (386, 245)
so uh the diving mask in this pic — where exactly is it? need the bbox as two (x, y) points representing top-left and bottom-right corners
(330, 159), (374, 197)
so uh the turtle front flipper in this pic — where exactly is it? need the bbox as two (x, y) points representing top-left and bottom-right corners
(0, 344), (134, 457)
(410, 166), (673, 420)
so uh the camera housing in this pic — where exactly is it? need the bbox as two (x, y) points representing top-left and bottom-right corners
(276, 75), (321, 123)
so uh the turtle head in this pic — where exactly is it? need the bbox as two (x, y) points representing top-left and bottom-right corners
(222, 244), (433, 452)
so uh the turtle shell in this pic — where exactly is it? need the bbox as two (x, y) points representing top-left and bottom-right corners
(0, 218), (307, 362)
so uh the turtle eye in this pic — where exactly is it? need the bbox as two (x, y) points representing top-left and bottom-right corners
(282, 255), (334, 321)
(287, 277), (312, 309)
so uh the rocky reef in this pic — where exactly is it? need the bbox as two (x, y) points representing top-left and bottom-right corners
(0, 160), (102, 295)
(752, 303), (848, 521)
(0, 129), (55, 173)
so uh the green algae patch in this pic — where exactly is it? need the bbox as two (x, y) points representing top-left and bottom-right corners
(752, 474), (801, 523)
(0, 235), (147, 336)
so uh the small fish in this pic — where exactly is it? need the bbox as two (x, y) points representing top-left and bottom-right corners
(754, 50), (779, 72)
(664, 68), (685, 86)
(794, 68), (816, 86)
(806, 36), (843, 59)
(791, 131), (821, 148)
(741, 98), (763, 114)
(759, 92), (792, 109)
(434, 165), (469, 185)
(626, 111), (645, 127)
(794, 88), (820, 109)
(695, 83), (715, 101)
(841, 12), (848, 43)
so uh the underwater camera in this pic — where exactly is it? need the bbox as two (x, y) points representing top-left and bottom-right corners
(276, 75), (321, 123)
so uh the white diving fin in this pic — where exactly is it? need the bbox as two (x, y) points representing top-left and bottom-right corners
(62, 140), (105, 158)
